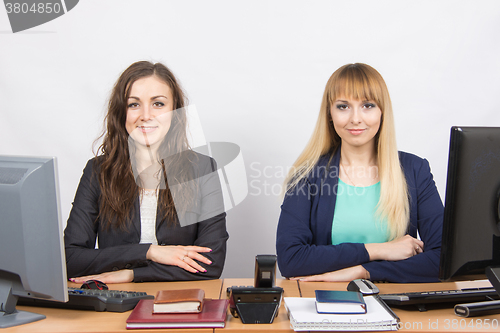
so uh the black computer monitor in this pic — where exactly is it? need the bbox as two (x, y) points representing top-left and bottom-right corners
(439, 127), (500, 281)
(0, 156), (68, 328)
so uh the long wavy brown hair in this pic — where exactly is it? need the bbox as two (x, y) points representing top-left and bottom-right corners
(94, 61), (196, 230)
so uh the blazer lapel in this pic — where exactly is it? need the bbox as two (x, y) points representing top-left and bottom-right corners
(317, 148), (341, 245)
(131, 197), (141, 236)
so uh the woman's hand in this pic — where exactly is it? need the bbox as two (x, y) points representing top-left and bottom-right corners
(290, 265), (369, 282)
(70, 269), (134, 284)
(365, 235), (424, 261)
(146, 245), (212, 273)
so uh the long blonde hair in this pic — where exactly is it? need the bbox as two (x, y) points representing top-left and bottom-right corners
(284, 63), (409, 240)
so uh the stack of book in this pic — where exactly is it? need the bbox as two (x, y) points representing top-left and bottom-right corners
(126, 288), (229, 329)
(284, 290), (399, 331)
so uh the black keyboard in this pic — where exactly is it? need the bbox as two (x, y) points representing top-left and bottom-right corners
(380, 287), (499, 306)
(17, 287), (154, 312)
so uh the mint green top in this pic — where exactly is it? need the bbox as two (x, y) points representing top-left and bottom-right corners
(331, 179), (389, 245)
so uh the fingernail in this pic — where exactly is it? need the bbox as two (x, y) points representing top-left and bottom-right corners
(203, 269), (207, 272)
(208, 261), (212, 265)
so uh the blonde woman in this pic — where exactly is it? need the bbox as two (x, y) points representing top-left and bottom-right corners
(276, 63), (443, 283)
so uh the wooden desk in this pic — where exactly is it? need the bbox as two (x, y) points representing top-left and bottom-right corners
(216, 278), (299, 333)
(5, 278), (500, 333)
(299, 279), (500, 332)
(6, 279), (223, 333)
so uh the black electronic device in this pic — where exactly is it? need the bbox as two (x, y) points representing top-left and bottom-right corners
(380, 287), (499, 309)
(80, 280), (108, 290)
(486, 266), (500, 293)
(455, 300), (500, 317)
(439, 127), (500, 281)
(254, 254), (277, 288)
(382, 128), (500, 312)
(228, 254), (283, 324)
(228, 286), (283, 324)
(347, 279), (380, 295)
(454, 266), (500, 317)
(17, 287), (154, 312)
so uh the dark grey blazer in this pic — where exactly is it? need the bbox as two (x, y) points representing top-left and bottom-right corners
(64, 153), (228, 282)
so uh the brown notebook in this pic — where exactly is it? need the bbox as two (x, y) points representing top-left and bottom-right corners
(153, 289), (205, 313)
(127, 299), (228, 329)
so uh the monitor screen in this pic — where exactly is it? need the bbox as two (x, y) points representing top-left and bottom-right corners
(0, 156), (68, 328)
(439, 127), (500, 281)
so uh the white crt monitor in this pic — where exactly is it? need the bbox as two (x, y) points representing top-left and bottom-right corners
(0, 156), (68, 328)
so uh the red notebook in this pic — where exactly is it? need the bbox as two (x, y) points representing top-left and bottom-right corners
(126, 299), (229, 329)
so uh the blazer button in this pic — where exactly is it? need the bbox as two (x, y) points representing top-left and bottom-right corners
(125, 264), (131, 269)
(112, 266), (118, 271)
(160, 243), (166, 246)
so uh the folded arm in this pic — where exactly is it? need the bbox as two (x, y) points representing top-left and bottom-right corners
(276, 179), (371, 278)
(65, 158), (228, 283)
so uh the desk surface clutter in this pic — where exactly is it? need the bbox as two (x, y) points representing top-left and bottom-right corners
(5, 278), (500, 333)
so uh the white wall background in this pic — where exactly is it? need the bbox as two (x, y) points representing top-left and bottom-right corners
(1, 0), (499, 278)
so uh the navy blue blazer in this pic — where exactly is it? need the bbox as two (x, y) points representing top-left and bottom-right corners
(276, 149), (443, 282)
(64, 154), (228, 282)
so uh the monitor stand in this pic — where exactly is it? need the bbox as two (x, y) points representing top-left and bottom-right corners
(0, 279), (46, 328)
(455, 266), (500, 317)
(487, 266), (500, 293)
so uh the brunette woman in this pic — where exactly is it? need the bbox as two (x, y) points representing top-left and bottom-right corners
(65, 61), (228, 283)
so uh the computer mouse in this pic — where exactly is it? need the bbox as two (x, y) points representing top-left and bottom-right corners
(80, 279), (108, 290)
(347, 278), (379, 295)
